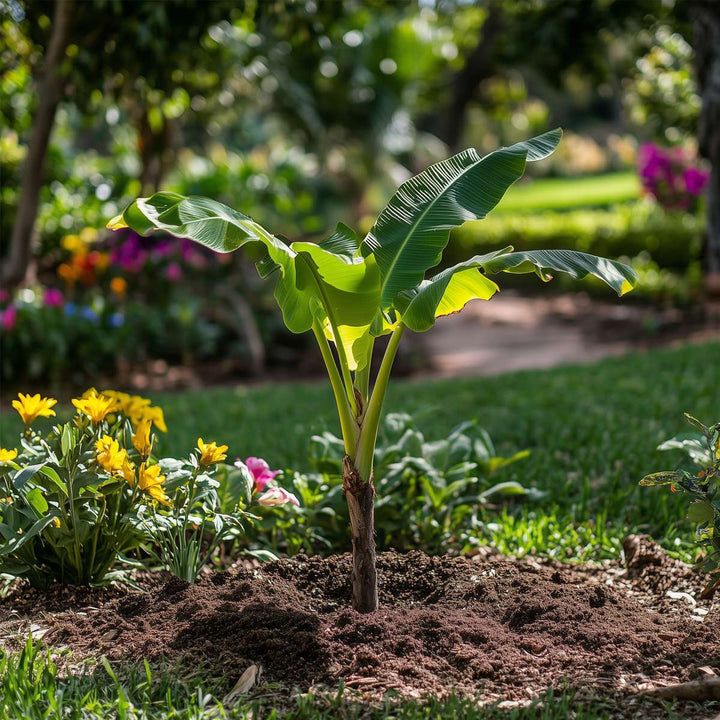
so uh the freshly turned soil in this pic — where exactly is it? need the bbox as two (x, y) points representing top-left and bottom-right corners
(1, 538), (719, 710)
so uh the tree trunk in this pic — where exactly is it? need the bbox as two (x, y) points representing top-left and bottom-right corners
(342, 456), (378, 612)
(690, 1), (720, 274)
(2, 0), (75, 288)
(438, 2), (502, 150)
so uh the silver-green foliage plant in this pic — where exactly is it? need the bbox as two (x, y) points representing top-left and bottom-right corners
(640, 414), (720, 594)
(110, 129), (637, 611)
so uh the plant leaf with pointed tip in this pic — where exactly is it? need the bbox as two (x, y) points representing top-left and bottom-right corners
(363, 129), (562, 308)
(481, 249), (637, 296)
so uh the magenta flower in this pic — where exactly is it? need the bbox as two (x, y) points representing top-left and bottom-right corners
(43, 288), (64, 307)
(165, 262), (182, 282)
(683, 167), (709, 196)
(238, 456), (281, 492)
(0, 289), (8, 303)
(256, 487), (300, 507)
(1, 304), (17, 331)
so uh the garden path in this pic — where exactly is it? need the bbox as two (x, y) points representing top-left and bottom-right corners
(416, 292), (718, 377)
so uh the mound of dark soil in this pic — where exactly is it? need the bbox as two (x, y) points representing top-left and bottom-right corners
(25, 546), (717, 705)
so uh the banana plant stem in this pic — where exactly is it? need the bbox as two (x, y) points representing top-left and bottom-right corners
(312, 319), (359, 456)
(355, 323), (405, 479)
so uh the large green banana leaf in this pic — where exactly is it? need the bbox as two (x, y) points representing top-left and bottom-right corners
(363, 128), (562, 308)
(109, 195), (381, 344)
(394, 247), (637, 332)
(481, 249), (637, 296)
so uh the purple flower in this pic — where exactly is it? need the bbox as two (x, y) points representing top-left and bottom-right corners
(1, 304), (17, 331)
(43, 288), (64, 307)
(237, 456), (281, 492)
(683, 167), (709, 196)
(165, 262), (182, 282)
(110, 234), (148, 273)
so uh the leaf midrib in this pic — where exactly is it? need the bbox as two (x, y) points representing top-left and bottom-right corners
(369, 148), (507, 305)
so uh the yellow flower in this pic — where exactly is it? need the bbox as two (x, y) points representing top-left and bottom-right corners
(143, 406), (167, 433)
(72, 390), (115, 423)
(61, 234), (84, 254)
(132, 418), (153, 458)
(197, 438), (228, 467)
(121, 457), (136, 486)
(138, 463), (170, 506)
(96, 435), (127, 474)
(0, 448), (17, 463)
(51, 517), (61, 528)
(12, 393), (57, 425)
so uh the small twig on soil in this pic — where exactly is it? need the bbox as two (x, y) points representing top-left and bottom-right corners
(643, 678), (720, 701)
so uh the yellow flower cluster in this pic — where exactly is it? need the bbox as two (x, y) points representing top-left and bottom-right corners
(95, 435), (169, 505)
(96, 435), (135, 484)
(101, 390), (167, 432)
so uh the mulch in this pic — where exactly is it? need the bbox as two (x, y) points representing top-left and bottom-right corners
(1, 536), (718, 716)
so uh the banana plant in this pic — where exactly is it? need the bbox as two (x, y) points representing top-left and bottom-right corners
(108, 129), (637, 612)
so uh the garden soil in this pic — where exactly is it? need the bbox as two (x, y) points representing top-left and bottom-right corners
(2, 536), (719, 714)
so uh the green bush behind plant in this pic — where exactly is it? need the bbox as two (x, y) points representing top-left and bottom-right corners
(446, 200), (704, 302)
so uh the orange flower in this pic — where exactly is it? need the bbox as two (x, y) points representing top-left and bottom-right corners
(110, 277), (127, 297)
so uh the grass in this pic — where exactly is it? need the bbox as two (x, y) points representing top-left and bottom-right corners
(1, 636), (710, 720)
(1, 342), (718, 563)
(495, 171), (639, 213)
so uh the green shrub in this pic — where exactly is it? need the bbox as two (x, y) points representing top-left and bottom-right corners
(447, 201), (704, 277)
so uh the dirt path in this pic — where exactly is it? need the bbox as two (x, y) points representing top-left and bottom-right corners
(415, 293), (719, 377)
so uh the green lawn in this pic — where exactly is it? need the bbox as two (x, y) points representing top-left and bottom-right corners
(2, 342), (718, 562)
(495, 171), (639, 212)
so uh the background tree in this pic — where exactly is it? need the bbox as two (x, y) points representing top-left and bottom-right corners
(2, 0), (235, 288)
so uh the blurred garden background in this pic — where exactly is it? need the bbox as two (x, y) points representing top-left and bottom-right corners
(1, 0), (718, 393)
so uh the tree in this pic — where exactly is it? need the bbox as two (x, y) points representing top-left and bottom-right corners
(2, 0), (235, 288)
(690, 1), (720, 277)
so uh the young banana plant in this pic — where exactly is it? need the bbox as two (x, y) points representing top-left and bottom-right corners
(108, 129), (637, 612)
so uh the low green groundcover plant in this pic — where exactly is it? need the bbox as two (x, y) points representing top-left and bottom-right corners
(641, 413), (720, 594)
(246, 413), (533, 556)
(110, 129), (637, 611)
(0, 390), (296, 587)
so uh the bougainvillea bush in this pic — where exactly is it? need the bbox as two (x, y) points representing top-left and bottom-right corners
(638, 142), (709, 212)
(0, 391), (296, 587)
(110, 129), (637, 611)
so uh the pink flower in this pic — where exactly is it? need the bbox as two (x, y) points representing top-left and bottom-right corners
(165, 262), (182, 282)
(43, 288), (64, 307)
(256, 487), (300, 507)
(1, 304), (17, 331)
(238, 456), (280, 492)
